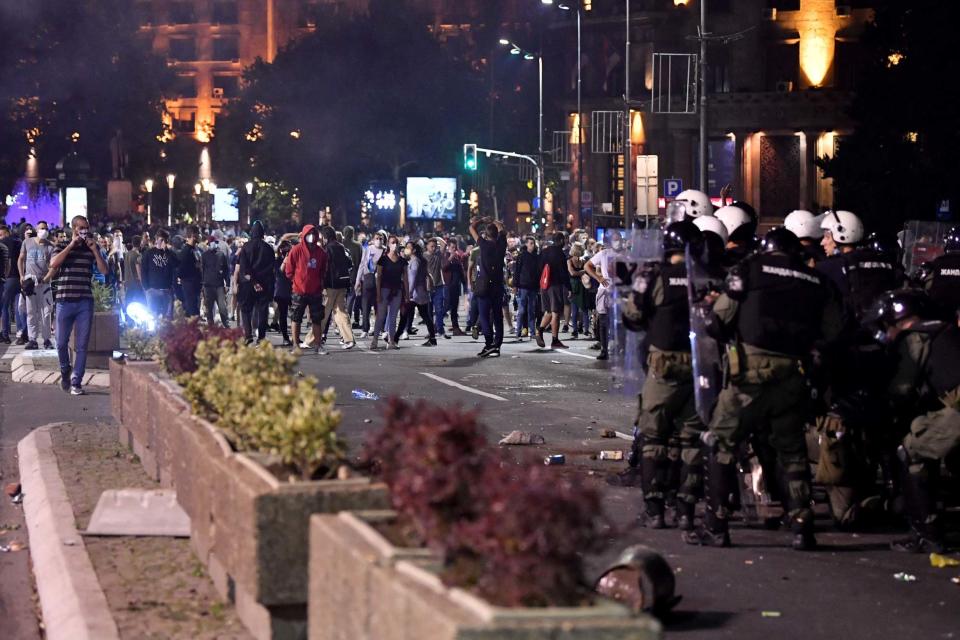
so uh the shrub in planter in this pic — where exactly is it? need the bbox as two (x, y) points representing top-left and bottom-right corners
(158, 316), (243, 375)
(183, 339), (346, 481)
(362, 399), (490, 548)
(124, 326), (162, 361)
(454, 462), (609, 607)
(364, 399), (610, 608)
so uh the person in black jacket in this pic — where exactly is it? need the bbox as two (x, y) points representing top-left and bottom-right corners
(274, 240), (293, 346)
(238, 221), (276, 344)
(536, 232), (570, 349)
(319, 225), (356, 349)
(513, 236), (540, 341)
(141, 229), (179, 319)
(200, 236), (230, 327)
(178, 225), (203, 317)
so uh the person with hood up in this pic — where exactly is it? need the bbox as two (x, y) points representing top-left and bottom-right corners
(238, 220), (277, 344)
(283, 223), (329, 355)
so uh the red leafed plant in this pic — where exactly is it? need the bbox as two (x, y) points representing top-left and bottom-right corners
(362, 398), (490, 549)
(363, 399), (609, 608)
(158, 317), (243, 375)
(453, 463), (609, 608)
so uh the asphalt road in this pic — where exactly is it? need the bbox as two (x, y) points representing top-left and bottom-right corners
(2, 330), (959, 640)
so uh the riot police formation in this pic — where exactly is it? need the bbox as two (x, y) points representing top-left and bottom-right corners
(614, 191), (960, 552)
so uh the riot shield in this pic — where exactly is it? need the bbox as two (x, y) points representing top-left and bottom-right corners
(608, 227), (663, 397)
(901, 220), (953, 277)
(685, 243), (724, 425)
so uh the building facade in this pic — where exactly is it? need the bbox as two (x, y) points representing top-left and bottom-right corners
(539, 0), (875, 227)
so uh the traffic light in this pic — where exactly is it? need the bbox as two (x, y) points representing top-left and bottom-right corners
(463, 143), (478, 171)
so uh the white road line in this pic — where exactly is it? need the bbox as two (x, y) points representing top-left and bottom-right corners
(615, 431), (634, 442)
(551, 348), (596, 360)
(419, 372), (508, 402)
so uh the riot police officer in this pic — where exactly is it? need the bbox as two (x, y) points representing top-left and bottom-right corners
(684, 227), (843, 550)
(923, 226), (960, 318)
(621, 222), (706, 530)
(863, 289), (960, 553)
(784, 210), (826, 265)
(716, 204), (759, 267)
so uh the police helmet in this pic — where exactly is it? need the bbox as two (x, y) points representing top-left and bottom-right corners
(865, 232), (901, 258)
(761, 227), (802, 256)
(820, 210), (864, 245)
(945, 227), (960, 254)
(731, 201), (758, 222)
(662, 221), (703, 255)
(862, 289), (933, 336)
(716, 205), (756, 242)
(672, 190), (714, 219)
(784, 210), (824, 240)
(693, 215), (729, 244)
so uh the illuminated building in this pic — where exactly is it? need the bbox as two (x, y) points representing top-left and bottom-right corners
(542, 0), (876, 226)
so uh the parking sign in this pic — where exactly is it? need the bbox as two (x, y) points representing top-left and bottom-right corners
(664, 179), (683, 198)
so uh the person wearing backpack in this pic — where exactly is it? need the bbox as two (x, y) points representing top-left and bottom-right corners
(319, 225), (356, 349)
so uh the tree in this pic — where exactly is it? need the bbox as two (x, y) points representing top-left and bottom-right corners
(817, 1), (960, 231)
(214, 0), (488, 221)
(0, 0), (173, 199)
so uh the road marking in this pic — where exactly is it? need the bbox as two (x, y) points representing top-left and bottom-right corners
(551, 348), (596, 360)
(615, 431), (634, 442)
(419, 372), (508, 402)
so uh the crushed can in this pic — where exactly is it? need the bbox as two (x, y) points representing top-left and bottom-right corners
(599, 450), (625, 461)
(544, 454), (566, 466)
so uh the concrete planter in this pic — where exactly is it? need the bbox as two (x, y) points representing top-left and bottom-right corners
(111, 359), (165, 481)
(309, 511), (662, 640)
(111, 360), (390, 640)
(71, 311), (120, 369)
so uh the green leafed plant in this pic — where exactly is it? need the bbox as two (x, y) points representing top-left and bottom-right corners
(181, 339), (345, 481)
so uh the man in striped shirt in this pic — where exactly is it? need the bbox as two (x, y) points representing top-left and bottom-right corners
(48, 215), (109, 395)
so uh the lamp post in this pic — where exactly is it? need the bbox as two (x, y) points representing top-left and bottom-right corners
(208, 183), (217, 224)
(624, 0), (632, 226)
(499, 38), (544, 224)
(674, 0), (708, 193)
(144, 179), (154, 225)
(245, 182), (254, 225)
(553, 2), (584, 227)
(194, 183), (202, 223)
(166, 174), (176, 226)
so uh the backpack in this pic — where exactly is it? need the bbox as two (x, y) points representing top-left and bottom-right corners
(328, 243), (353, 289)
(540, 263), (551, 291)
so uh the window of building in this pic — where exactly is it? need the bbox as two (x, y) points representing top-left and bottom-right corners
(172, 75), (197, 98)
(765, 42), (799, 91)
(212, 36), (240, 61)
(212, 0), (239, 25)
(707, 47), (731, 94)
(174, 110), (196, 133)
(169, 1), (196, 25)
(134, 1), (153, 27)
(213, 75), (241, 98)
(767, 0), (800, 10)
(169, 37), (197, 62)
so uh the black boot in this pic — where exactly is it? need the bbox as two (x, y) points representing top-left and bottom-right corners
(682, 508), (731, 547)
(676, 501), (696, 531)
(890, 523), (946, 554)
(643, 499), (667, 529)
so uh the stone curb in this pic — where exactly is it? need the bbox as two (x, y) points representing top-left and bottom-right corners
(9, 364), (110, 388)
(17, 424), (120, 640)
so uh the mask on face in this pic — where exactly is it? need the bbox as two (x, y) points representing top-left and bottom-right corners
(403, 248), (412, 258)
(37, 229), (49, 240)
(78, 229), (89, 240)
(209, 242), (218, 251)
(306, 234), (315, 244)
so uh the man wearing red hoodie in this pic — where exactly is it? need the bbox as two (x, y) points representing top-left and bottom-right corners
(283, 224), (329, 355)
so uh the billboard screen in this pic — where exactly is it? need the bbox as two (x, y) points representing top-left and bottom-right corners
(65, 187), (88, 225)
(406, 177), (456, 220)
(213, 188), (239, 222)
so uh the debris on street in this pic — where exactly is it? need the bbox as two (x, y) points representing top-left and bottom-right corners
(351, 389), (380, 401)
(930, 553), (960, 568)
(601, 428), (617, 438)
(599, 450), (624, 461)
(544, 454), (566, 466)
(893, 572), (917, 582)
(499, 431), (546, 445)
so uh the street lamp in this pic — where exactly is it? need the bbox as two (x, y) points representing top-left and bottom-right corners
(548, 1), (585, 228)
(673, 0), (708, 193)
(144, 179), (154, 226)
(245, 182), (254, 225)
(166, 174), (176, 226)
(499, 38), (544, 223)
(194, 182), (202, 222)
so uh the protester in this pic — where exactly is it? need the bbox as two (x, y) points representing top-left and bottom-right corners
(318, 225), (356, 349)
(370, 234), (405, 350)
(239, 221), (277, 345)
(0, 224), (24, 344)
(201, 235), (230, 327)
(47, 216), (109, 395)
(140, 229), (179, 320)
(395, 240), (437, 347)
(178, 225), (203, 317)
(536, 231), (570, 350)
(283, 223), (327, 354)
(355, 230), (385, 338)
(17, 220), (55, 349)
(274, 240), (294, 346)
(468, 216), (507, 357)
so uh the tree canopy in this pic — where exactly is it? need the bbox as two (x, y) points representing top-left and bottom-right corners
(214, 0), (489, 219)
(817, 1), (960, 230)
